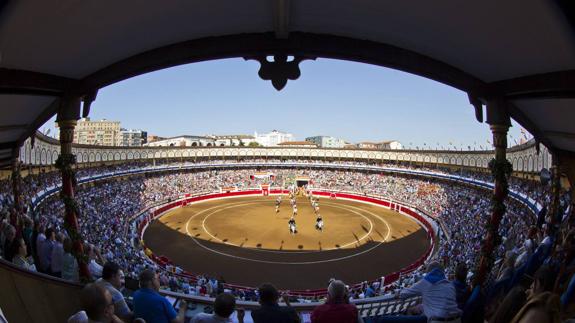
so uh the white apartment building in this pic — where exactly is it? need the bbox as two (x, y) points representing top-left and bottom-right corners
(357, 140), (403, 150)
(144, 135), (215, 147)
(381, 140), (403, 150)
(211, 135), (257, 146)
(254, 130), (294, 147)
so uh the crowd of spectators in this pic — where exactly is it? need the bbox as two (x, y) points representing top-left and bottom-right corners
(0, 158), (573, 322)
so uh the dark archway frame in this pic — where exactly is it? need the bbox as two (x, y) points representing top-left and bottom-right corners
(2, 32), (575, 157)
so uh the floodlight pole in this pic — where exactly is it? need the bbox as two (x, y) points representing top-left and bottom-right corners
(473, 98), (511, 287)
(57, 95), (91, 281)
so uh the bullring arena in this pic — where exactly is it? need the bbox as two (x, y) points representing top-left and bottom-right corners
(0, 155), (559, 322)
(144, 194), (430, 289)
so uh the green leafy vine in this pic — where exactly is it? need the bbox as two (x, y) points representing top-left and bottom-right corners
(474, 157), (512, 286)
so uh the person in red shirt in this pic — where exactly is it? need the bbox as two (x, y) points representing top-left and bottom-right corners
(311, 280), (360, 323)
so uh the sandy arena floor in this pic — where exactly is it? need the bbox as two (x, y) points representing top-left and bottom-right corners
(144, 195), (430, 290)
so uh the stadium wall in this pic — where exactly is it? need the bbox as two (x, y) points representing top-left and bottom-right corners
(20, 132), (550, 175)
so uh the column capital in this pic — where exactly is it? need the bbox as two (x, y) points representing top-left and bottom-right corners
(486, 98), (511, 127)
(57, 119), (78, 129)
(56, 95), (82, 122)
(489, 124), (510, 134)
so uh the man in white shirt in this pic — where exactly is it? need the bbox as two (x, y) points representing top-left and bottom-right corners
(86, 244), (105, 279)
(396, 262), (462, 323)
(50, 233), (64, 277)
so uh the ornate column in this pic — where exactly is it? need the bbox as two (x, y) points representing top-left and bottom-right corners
(57, 96), (91, 281)
(562, 155), (575, 226)
(473, 99), (512, 287)
(548, 156), (562, 231)
(10, 147), (22, 227)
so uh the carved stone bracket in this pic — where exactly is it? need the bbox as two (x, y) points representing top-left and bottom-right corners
(82, 90), (98, 118)
(244, 54), (316, 91)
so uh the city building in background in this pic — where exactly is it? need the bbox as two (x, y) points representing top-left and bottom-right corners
(356, 142), (379, 149)
(65, 118), (121, 146)
(356, 140), (403, 150)
(305, 135), (347, 148)
(254, 130), (295, 147)
(58, 118), (149, 147)
(120, 129), (148, 146)
(380, 140), (403, 150)
(147, 135), (166, 144)
(211, 134), (257, 146)
(144, 135), (215, 147)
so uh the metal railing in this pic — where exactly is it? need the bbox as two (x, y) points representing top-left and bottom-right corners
(159, 289), (421, 319)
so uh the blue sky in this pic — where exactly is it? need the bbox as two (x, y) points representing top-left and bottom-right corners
(43, 58), (529, 149)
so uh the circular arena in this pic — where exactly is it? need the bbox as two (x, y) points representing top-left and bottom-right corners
(144, 194), (431, 289)
(4, 1), (575, 322)
(1, 157), (562, 322)
(24, 161), (540, 300)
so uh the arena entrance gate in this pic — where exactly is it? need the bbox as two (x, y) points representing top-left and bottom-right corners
(261, 184), (270, 196)
(295, 176), (310, 187)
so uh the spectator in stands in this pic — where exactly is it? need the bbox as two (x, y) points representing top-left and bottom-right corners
(526, 266), (556, 299)
(11, 238), (36, 271)
(452, 263), (470, 310)
(311, 280), (358, 323)
(496, 251), (516, 282)
(34, 224), (46, 260)
(22, 217), (33, 256)
(515, 238), (535, 269)
(489, 286), (528, 323)
(61, 238), (79, 282)
(2, 223), (16, 261)
(251, 283), (299, 323)
(510, 292), (561, 323)
(87, 244), (105, 279)
(11, 162), (552, 304)
(38, 227), (55, 274)
(50, 232), (64, 277)
(396, 261), (462, 323)
(191, 292), (244, 323)
(133, 268), (188, 323)
(96, 262), (133, 322)
(31, 222), (43, 266)
(68, 283), (124, 323)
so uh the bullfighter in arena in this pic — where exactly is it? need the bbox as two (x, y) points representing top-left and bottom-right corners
(288, 217), (297, 234)
(315, 215), (324, 231)
(275, 196), (282, 214)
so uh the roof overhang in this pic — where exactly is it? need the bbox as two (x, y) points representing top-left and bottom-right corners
(1, 0), (575, 165)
